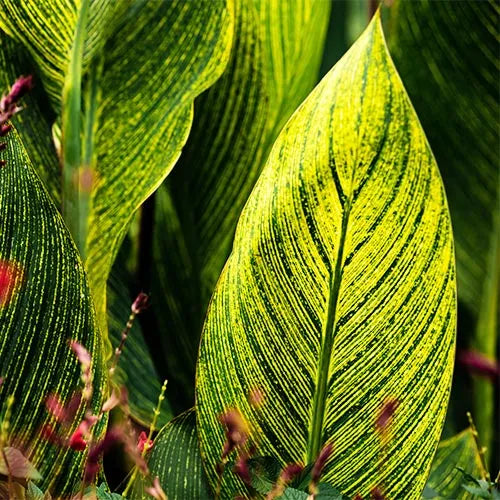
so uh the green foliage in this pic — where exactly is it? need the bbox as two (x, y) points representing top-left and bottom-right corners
(386, 0), (499, 457)
(132, 410), (211, 500)
(0, 126), (107, 494)
(151, 0), (330, 406)
(0, 0), (496, 498)
(424, 428), (485, 500)
(197, 12), (455, 499)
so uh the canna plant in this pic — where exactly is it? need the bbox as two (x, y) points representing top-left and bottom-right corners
(0, 1), (497, 499)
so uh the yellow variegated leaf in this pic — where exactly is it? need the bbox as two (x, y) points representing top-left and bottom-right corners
(86, 0), (233, 341)
(152, 0), (330, 407)
(0, 0), (126, 111)
(197, 12), (456, 499)
(0, 125), (107, 495)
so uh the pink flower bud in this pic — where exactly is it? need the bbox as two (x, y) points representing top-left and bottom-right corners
(137, 431), (154, 453)
(132, 292), (149, 315)
(458, 350), (500, 381)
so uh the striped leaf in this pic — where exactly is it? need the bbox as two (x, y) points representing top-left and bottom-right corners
(386, 0), (499, 462)
(196, 12), (456, 499)
(132, 409), (210, 500)
(151, 0), (330, 406)
(85, 0), (233, 340)
(0, 125), (106, 495)
(0, 31), (59, 203)
(425, 429), (484, 500)
(0, 1), (234, 345)
(0, 0), (126, 111)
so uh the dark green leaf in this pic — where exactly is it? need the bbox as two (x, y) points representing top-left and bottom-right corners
(0, 125), (107, 495)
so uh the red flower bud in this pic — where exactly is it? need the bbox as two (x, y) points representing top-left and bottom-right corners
(68, 428), (87, 451)
(131, 292), (149, 315)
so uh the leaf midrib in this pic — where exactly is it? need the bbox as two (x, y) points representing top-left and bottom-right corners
(307, 197), (352, 462)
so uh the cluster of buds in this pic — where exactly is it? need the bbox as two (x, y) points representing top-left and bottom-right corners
(109, 292), (150, 376)
(0, 75), (33, 166)
(219, 408), (250, 462)
(69, 340), (93, 403)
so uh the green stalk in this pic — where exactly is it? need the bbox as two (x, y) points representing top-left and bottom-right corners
(472, 214), (499, 465)
(61, 0), (90, 256)
(80, 59), (102, 261)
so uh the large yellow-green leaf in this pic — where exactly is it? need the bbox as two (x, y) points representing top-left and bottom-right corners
(196, 13), (456, 499)
(386, 0), (499, 462)
(0, 0), (126, 111)
(0, 125), (107, 495)
(132, 409), (210, 499)
(425, 429), (484, 500)
(152, 0), (329, 406)
(85, 0), (233, 344)
(0, 32), (60, 203)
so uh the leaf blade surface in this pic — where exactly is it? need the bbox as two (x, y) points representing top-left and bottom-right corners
(196, 14), (456, 499)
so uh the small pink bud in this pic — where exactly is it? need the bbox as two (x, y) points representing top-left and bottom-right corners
(137, 431), (153, 453)
(69, 340), (91, 369)
(45, 393), (66, 423)
(234, 454), (251, 485)
(311, 442), (334, 484)
(219, 408), (250, 459)
(458, 350), (499, 381)
(281, 463), (303, 482)
(371, 487), (386, 499)
(131, 292), (149, 315)
(249, 387), (264, 408)
(8, 76), (33, 102)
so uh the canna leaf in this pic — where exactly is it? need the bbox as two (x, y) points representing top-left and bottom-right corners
(425, 428), (484, 500)
(0, 125), (107, 495)
(85, 0), (233, 342)
(386, 0), (499, 458)
(196, 12), (456, 499)
(0, 31), (60, 202)
(132, 409), (211, 500)
(152, 0), (330, 406)
(0, 1), (234, 347)
(0, 0), (126, 111)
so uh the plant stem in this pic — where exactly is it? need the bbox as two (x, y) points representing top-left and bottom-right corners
(122, 380), (167, 497)
(472, 217), (499, 466)
(61, 0), (90, 256)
